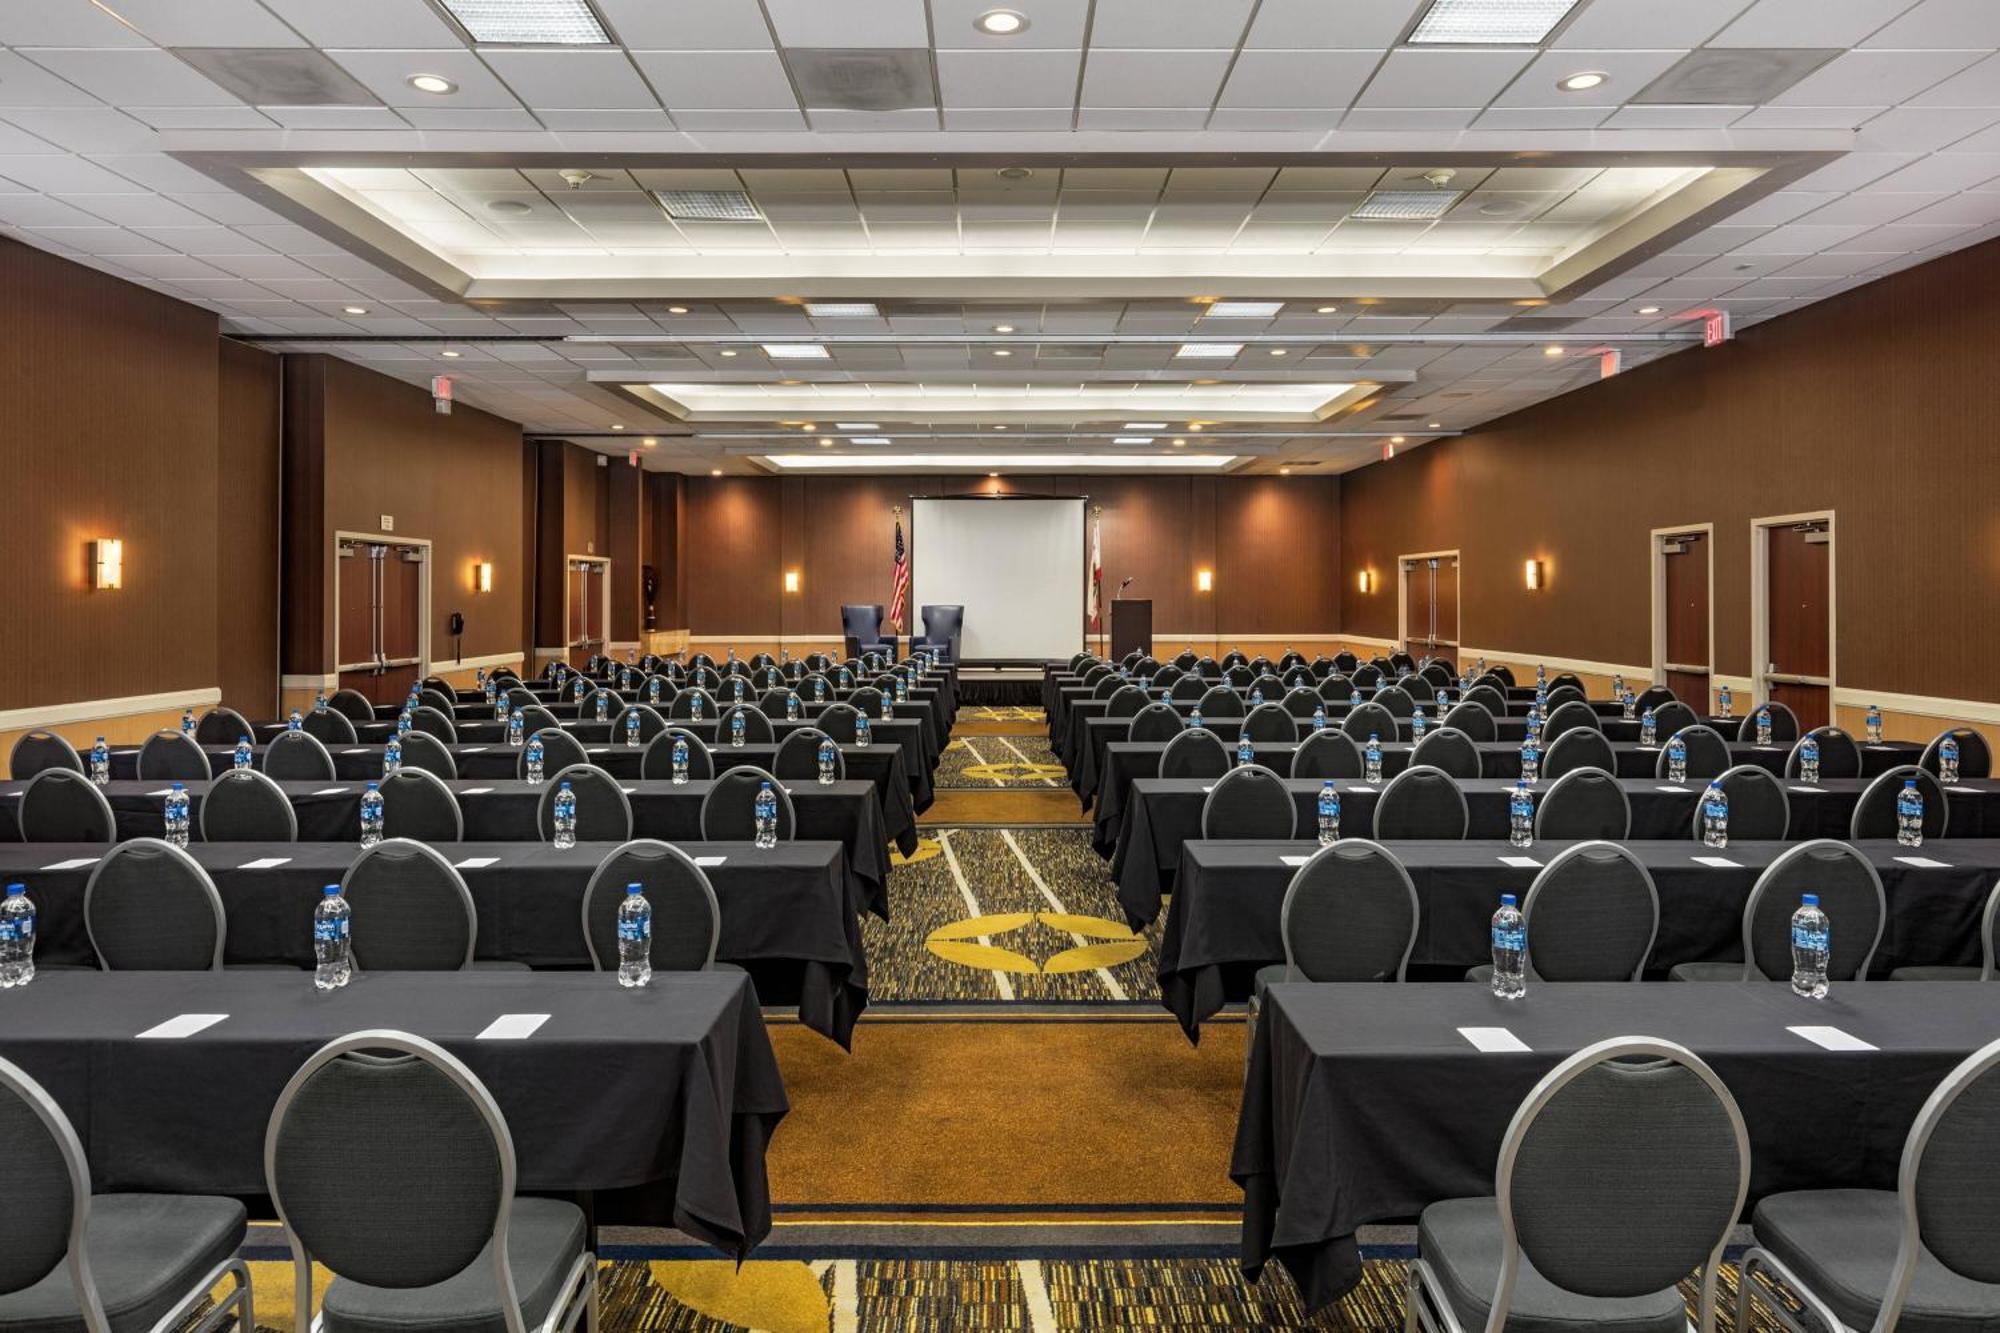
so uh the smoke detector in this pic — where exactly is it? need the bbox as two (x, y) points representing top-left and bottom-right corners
(1421, 168), (1458, 189)
(558, 168), (595, 190)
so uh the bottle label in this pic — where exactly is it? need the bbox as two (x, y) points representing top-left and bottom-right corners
(1792, 923), (1827, 951)
(617, 919), (649, 943)
(314, 917), (348, 942)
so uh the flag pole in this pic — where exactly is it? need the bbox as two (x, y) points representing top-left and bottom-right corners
(1092, 503), (1104, 659)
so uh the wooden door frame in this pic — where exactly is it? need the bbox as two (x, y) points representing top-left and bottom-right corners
(332, 530), (432, 676)
(1649, 522), (1714, 689)
(1749, 509), (1836, 709)
(564, 554), (612, 660)
(1397, 548), (1461, 653)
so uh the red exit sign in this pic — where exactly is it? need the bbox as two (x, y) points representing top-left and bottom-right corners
(1703, 311), (1733, 347)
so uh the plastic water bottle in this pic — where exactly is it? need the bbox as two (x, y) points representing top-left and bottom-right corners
(1491, 894), (1526, 1000)
(1504, 781), (1531, 848)
(1311, 706), (1326, 733)
(315, 691), (330, 714)
(1718, 683), (1733, 718)
(625, 708), (641, 747)
(1250, 688), (1264, 708)
(1520, 729), (1539, 785)
(1701, 781), (1729, 848)
(690, 692), (705, 722)
(1436, 688), (1449, 713)
(233, 739), (252, 771)
(181, 708), (196, 737)
(1799, 735), (1821, 784)
(553, 781), (577, 849)
(1622, 690), (1636, 721)
(1411, 705), (1427, 741)
(857, 714), (872, 748)
(496, 692), (510, 723)
(754, 780), (779, 849)
(1612, 673), (1625, 698)
(1365, 733), (1383, 783)
(288, 709), (303, 732)
(649, 676), (664, 704)
(1535, 663), (1547, 687)
(1866, 704), (1883, 743)
(1791, 894), (1829, 999)
(1350, 689), (1362, 708)
(313, 884), (351, 991)
(396, 708), (412, 737)
(90, 736), (110, 786)
(383, 736), (402, 776)
(730, 710), (747, 747)
(1189, 707), (1203, 731)
(817, 737), (838, 785)
(1317, 781), (1339, 846)
(0, 884), (36, 988)
(1940, 735), (1961, 785)
(573, 676), (587, 702)
(164, 783), (190, 846)
(813, 677), (827, 702)
(507, 710), (524, 748)
(1236, 734), (1254, 768)
(787, 691), (802, 721)
(732, 678), (747, 704)
(1897, 778), (1924, 847)
(1665, 735), (1687, 783)
(880, 692), (894, 720)
(359, 782), (383, 847)
(670, 736), (690, 784)
(617, 883), (652, 988)
(524, 736), (545, 784)
(593, 691), (609, 723)
(1755, 707), (1773, 746)
(1640, 707), (1657, 747)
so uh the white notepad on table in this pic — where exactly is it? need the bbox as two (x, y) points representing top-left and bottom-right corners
(460, 746), (488, 753)
(1655, 785), (1692, 794)
(1789, 1025), (1876, 1052)
(238, 857), (290, 870)
(459, 787), (494, 795)
(476, 1013), (549, 1041)
(693, 855), (727, 867)
(138, 1014), (227, 1040)
(1498, 856), (1540, 868)
(39, 857), (98, 871)
(310, 787), (347, 796)
(1459, 1026), (1531, 1053)
(1279, 855), (1311, 867)
(455, 857), (500, 869)
(1692, 855), (1740, 868)
(1896, 856), (1951, 870)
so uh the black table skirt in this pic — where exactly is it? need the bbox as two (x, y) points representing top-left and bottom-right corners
(1158, 838), (2000, 1040)
(1235, 981), (2000, 1310)
(0, 840), (868, 1048)
(0, 778), (895, 922)
(0, 971), (787, 1252)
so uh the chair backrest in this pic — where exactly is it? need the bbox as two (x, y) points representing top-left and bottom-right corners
(1651, 699), (1699, 737)
(1491, 1039), (1747, 1321)
(581, 840), (722, 972)
(1661, 724), (1731, 781)
(574, 685), (624, 720)
(84, 838), (223, 969)
(1341, 701), (1396, 743)
(757, 688), (794, 718)
(0, 1054), (108, 1323)
(719, 703), (776, 744)
(641, 727), (714, 780)
(1151, 665), (1184, 691)
(1921, 727), (1994, 780)
(840, 603), (884, 640)
(1633, 684), (1677, 713)
(136, 728), (210, 780)
(1372, 765), (1469, 840)
(396, 729), (457, 780)
(849, 686), (888, 718)
(8, 730), (84, 780)
(1167, 674), (1208, 703)
(16, 769), (116, 842)
(1419, 661), (1453, 689)
(505, 686), (541, 714)
(1739, 700), (1801, 744)
(640, 675), (679, 707)
(340, 838), (475, 969)
(688, 667), (723, 693)
(699, 766), (796, 842)
(1129, 702), (1184, 744)
(418, 688), (455, 715)
(404, 705), (457, 744)
(1787, 725), (1862, 779)
(536, 764), (633, 843)
(1701, 764), (1790, 841)
(1533, 768), (1631, 841)
(1441, 701), (1496, 742)
(1372, 684), (1416, 719)
(1332, 651), (1359, 673)
(1160, 728), (1230, 780)
(1543, 727), (1615, 779)
(1542, 684), (1587, 712)
(515, 704), (560, 737)
(1241, 702), (1297, 743)
(1193, 656), (1222, 679)
(1105, 684), (1149, 719)
(1884, 1035), (2000, 1309)
(1317, 673), (1354, 702)
(195, 708), (255, 747)
(1223, 664), (1254, 689)
(1462, 683), (1508, 716)
(1352, 663), (1383, 688)
(264, 729), (336, 781)
(773, 727), (842, 781)
(1410, 727), (1480, 779)
(1851, 764), (1949, 841)
(301, 708), (359, 746)
(379, 769), (464, 843)
(1520, 841), (1659, 981)
(1280, 686), (1321, 719)
(666, 688), (715, 720)
(199, 768), (298, 841)
(1080, 664), (1113, 690)
(1541, 700), (1600, 744)
(1488, 665), (1518, 687)
(1195, 685), (1245, 720)
(1199, 764), (1297, 839)
(1291, 730), (1363, 780)
(1275, 839), (1418, 982)
(1739, 839), (1886, 981)
(918, 603), (963, 647)
(1248, 673), (1286, 702)
(522, 727), (588, 780)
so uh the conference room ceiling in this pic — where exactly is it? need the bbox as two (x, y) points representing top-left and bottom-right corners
(3, 0), (2000, 475)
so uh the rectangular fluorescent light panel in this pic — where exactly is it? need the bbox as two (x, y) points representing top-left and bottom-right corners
(1202, 302), (1284, 319)
(1352, 190), (1464, 220)
(804, 303), (879, 318)
(655, 189), (764, 222)
(1407, 0), (1580, 44)
(850, 437), (893, 445)
(439, 0), (610, 44)
(1123, 422), (1168, 429)
(766, 453), (1236, 470)
(761, 344), (829, 360)
(835, 422), (879, 430)
(1112, 437), (1156, 445)
(1175, 343), (1242, 359)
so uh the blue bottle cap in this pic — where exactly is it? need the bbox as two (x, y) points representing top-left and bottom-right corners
(5, 883), (24, 896)
(366, 781), (378, 789)
(1802, 893), (1819, 906)
(1501, 894), (1517, 906)
(559, 780), (572, 789)
(626, 882), (644, 895)
(322, 884), (340, 896)
(1905, 777), (1918, 787)
(172, 782), (185, 790)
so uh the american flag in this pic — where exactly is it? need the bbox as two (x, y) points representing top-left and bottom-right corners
(887, 518), (910, 633)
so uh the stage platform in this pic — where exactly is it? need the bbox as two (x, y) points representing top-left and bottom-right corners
(956, 664), (1044, 707)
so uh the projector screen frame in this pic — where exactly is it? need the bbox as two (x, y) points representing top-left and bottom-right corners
(906, 491), (1094, 668)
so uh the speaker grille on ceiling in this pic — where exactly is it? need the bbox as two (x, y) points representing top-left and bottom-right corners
(174, 48), (379, 106)
(785, 48), (937, 111)
(1633, 48), (1840, 105)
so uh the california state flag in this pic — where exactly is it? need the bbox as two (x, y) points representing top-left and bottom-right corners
(1087, 509), (1103, 633)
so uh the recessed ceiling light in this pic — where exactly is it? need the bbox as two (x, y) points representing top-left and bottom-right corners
(804, 302), (879, 318)
(1638, 305), (1662, 315)
(438, 0), (609, 44)
(762, 344), (829, 360)
(1203, 301), (1285, 319)
(1172, 438), (1187, 447)
(666, 305), (688, 314)
(611, 424), (624, 430)
(1279, 467), (1292, 476)
(989, 471), (1001, 478)
(1558, 71), (1607, 92)
(1124, 422), (1168, 430)
(993, 425), (1007, 430)
(484, 199), (534, 216)
(643, 437), (656, 447)
(1316, 305), (1338, 314)
(1427, 421), (1442, 429)
(407, 73), (457, 94)
(1544, 345), (1563, 357)
(1391, 435), (1406, 444)
(1176, 343), (1242, 359)
(1188, 423), (1204, 432)
(1113, 437), (1155, 445)
(992, 324), (1015, 333)
(711, 469), (723, 476)
(719, 349), (737, 357)
(343, 305), (368, 315)
(996, 167), (1033, 181)
(993, 348), (1012, 357)
(819, 439), (832, 448)
(441, 349), (460, 358)
(1408, 0), (1581, 46)
(1270, 348), (1289, 357)
(975, 8), (1029, 35)
(1352, 189), (1463, 220)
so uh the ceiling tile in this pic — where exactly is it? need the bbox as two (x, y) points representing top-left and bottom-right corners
(1076, 106), (1210, 129)
(937, 49), (1082, 105)
(1774, 49), (1985, 107)
(0, 0), (154, 46)
(327, 48), (522, 108)
(1081, 49), (1233, 107)
(1862, 0), (2000, 46)
(763, 0), (932, 48)
(1089, 0), (1256, 49)
(1555, 0), (1754, 46)
(535, 107), (681, 129)
(478, 50), (662, 109)
(1217, 51), (1378, 109)
(1355, 49), (1535, 108)
(1710, 0), (1922, 47)
(20, 49), (244, 105)
(595, 0), (776, 47)
(0, 51), (115, 107)
(105, 0), (306, 46)
(630, 50), (798, 110)
(1471, 105), (1614, 129)
(1244, 0), (1423, 48)
(259, 0), (464, 47)
(929, 0), (1091, 49)
(943, 106), (1075, 129)
(1492, 50), (1688, 108)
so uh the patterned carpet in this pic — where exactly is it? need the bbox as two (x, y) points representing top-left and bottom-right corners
(936, 733), (1067, 789)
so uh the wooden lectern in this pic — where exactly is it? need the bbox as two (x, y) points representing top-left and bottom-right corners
(1111, 598), (1152, 661)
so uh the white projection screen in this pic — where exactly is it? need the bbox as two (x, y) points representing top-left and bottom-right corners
(911, 497), (1085, 662)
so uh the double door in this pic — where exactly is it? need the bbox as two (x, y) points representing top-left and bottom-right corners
(1402, 553), (1459, 659)
(337, 539), (425, 704)
(567, 557), (609, 669)
(1761, 520), (1832, 730)
(1659, 530), (1711, 708)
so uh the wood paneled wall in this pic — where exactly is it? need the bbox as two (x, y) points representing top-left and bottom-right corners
(215, 339), (281, 715)
(1341, 232), (2000, 704)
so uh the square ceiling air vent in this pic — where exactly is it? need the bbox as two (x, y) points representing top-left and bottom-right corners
(1632, 48), (1840, 105)
(1352, 190), (1464, 221)
(785, 48), (937, 111)
(174, 48), (378, 105)
(656, 190), (765, 222)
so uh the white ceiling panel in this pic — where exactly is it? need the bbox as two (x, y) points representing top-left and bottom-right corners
(0, 51), (119, 107)
(258, 0), (464, 48)
(930, 0), (1091, 49)
(1555, 0), (1754, 46)
(476, 50), (662, 109)
(1492, 50), (1689, 108)
(105, 0), (306, 47)
(1244, 0), (1425, 49)
(1710, 0), (1921, 47)
(594, 0), (775, 48)
(630, 51), (798, 110)
(1774, 50), (1985, 107)
(1088, 0), (1257, 49)
(0, 0), (154, 47)
(328, 48), (522, 107)
(1216, 51), (1378, 109)
(763, 0), (932, 48)
(1862, 0), (2000, 46)
(1356, 49), (1537, 108)
(1081, 50), (1234, 107)
(937, 50), (1083, 105)
(944, 107), (1074, 129)
(19, 48), (243, 105)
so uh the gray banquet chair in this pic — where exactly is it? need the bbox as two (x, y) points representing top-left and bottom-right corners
(396, 729), (457, 780)
(1195, 685), (1246, 720)
(1341, 701), (1397, 744)
(515, 704), (561, 738)
(1541, 684), (1587, 713)
(773, 727), (842, 782)
(1649, 699), (1699, 739)
(1316, 674), (1355, 703)
(263, 1032), (595, 1333)
(1224, 665), (1254, 689)
(1410, 727), (1480, 779)
(378, 769), (464, 843)
(1542, 726), (1615, 779)
(407, 704), (458, 744)
(263, 729), (336, 782)
(641, 728), (715, 780)
(536, 764), (633, 843)
(9, 730), (84, 780)
(1659, 724), (1731, 781)
(1921, 726), (1993, 780)
(1105, 684), (1149, 719)
(812, 703), (865, 746)
(1850, 765), (1949, 841)
(1168, 674), (1208, 703)
(0, 1057), (253, 1333)
(1404, 1038), (1748, 1333)
(1128, 702), (1185, 744)
(1465, 842), (1658, 984)
(1461, 683), (1508, 717)
(1160, 728), (1230, 780)
(1669, 839), (1884, 983)
(1441, 701), (1497, 742)
(666, 688), (716, 721)
(1242, 703), (1297, 744)
(16, 769), (116, 843)
(699, 766), (797, 842)
(339, 838), (482, 970)
(1786, 726), (1862, 779)
(195, 707), (255, 747)
(135, 730), (209, 781)
(848, 686), (888, 719)
(1255, 839), (1418, 995)
(300, 708), (359, 746)
(1633, 684), (1677, 714)
(1696, 764), (1791, 841)
(83, 838), (224, 970)
(718, 703), (775, 744)
(418, 687), (456, 715)
(1540, 699), (1600, 744)
(1372, 684), (1416, 719)
(327, 688), (376, 724)
(1291, 730), (1364, 780)
(1281, 686), (1321, 720)
(581, 840), (723, 972)
(1737, 1036), (2000, 1333)
(1533, 768), (1631, 841)
(1891, 881), (2000, 981)
(198, 768), (298, 842)
(522, 727), (589, 781)
(1199, 764), (1296, 840)
(1090, 675), (1122, 702)
(1737, 699), (1800, 744)
(1248, 673), (1286, 703)
(1372, 765), (1469, 840)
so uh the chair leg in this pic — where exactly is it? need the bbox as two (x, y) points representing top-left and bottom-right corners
(1402, 1258), (1424, 1333)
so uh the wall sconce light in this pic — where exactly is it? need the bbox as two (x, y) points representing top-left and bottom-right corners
(783, 569), (801, 593)
(474, 561), (493, 593)
(1195, 568), (1213, 593)
(1525, 559), (1544, 591)
(1356, 570), (1373, 595)
(92, 539), (123, 590)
